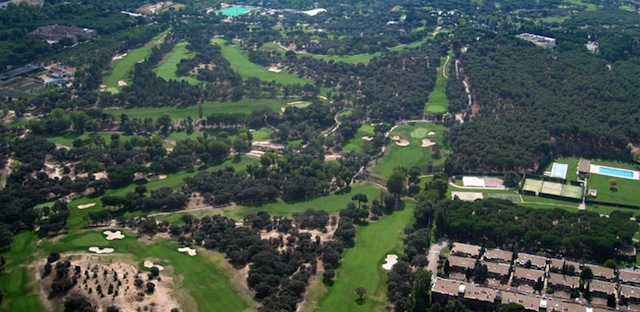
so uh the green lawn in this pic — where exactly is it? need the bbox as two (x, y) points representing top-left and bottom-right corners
(341, 124), (375, 153)
(588, 173), (640, 206)
(424, 53), (452, 114)
(45, 132), (129, 147)
(251, 128), (273, 141)
(103, 29), (170, 93)
(542, 157), (579, 181)
(105, 97), (287, 121)
(311, 202), (415, 312)
(259, 42), (379, 64)
(213, 38), (310, 85)
(0, 232), (45, 311)
(372, 123), (447, 179)
(155, 41), (200, 85)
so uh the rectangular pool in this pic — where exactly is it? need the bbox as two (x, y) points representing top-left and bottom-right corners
(550, 163), (568, 179)
(218, 6), (253, 17)
(598, 166), (635, 178)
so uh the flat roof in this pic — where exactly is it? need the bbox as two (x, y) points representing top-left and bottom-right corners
(620, 270), (640, 284)
(484, 261), (510, 276)
(589, 279), (616, 294)
(500, 291), (541, 311)
(449, 255), (476, 270)
(579, 158), (591, 173)
(549, 258), (581, 271)
(620, 284), (640, 299)
(516, 253), (547, 268)
(585, 264), (615, 279)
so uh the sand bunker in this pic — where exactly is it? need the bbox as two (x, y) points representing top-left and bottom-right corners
(421, 139), (436, 147)
(117, 80), (128, 87)
(362, 136), (373, 141)
(382, 254), (398, 270)
(144, 260), (165, 271)
(178, 247), (197, 256)
(103, 230), (125, 240)
(268, 66), (282, 73)
(395, 139), (410, 147)
(89, 247), (115, 254)
(112, 53), (128, 60)
(428, 131), (435, 136)
(77, 203), (96, 209)
(391, 136), (400, 141)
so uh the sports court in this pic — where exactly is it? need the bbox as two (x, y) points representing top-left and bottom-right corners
(550, 163), (568, 179)
(462, 176), (506, 189)
(452, 192), (484, 201)
(487, 193), (522, 203)
(521, 178), (583, 200)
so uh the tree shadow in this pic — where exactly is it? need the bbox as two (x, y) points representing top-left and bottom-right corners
(610, 187), (618, 193)
(355, 298), (366, 305)
(334, 186), (353, 195)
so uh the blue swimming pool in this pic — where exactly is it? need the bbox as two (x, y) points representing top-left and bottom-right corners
(550, 163), (568, 179)
(598, 166), (635, 178)
(218, 6), (253, 17)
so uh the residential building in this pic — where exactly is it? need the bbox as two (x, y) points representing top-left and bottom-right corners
(548, 272), (580, 292)
(620, 270), (640, 287)
(620, 284), (640, 305)
(549, 258), (581, 274)
(588, 279), (616, 299)
(431, 278), (497, 312)
(516, 253), (547, 270)
(448, 255), (476, 274)
(484, 248), (513, 264)
(512, 267), (544, 287)
(499, 291), (542, 311)
(451, 242), (482, 259)
(585, 265), (616, 282)
(484, 261), (511, 279)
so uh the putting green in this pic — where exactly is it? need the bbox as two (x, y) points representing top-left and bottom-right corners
(410, 128), (430, 139)
(71, 232), (108, 247)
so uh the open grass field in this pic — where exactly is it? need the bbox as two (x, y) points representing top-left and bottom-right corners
(251, 128), (273, 141)
(105, 97), (287, 121)
(341, 124), (375, 153)
(155, 41), (200, 85)
(541, 157), (579, 181)
(103, 29), (170, 93)
(0, 232), (44, 312)
(372, 123), (447, 179)
(306, 201), (415, 312)
(424, 53), (452, 114)
(259, 42), (380, 64)
(213, 38), (310, 85)
(588, 173), (640, 206)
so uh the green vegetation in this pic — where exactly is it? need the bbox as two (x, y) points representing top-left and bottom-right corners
(155, 41), (200, 85)
(313, 202), (415, 311)
(372, 123), (447, 178)
(588, 173), (640, 206)
(45, 132), (129, 147)
(103, 29), (170, 93)
(542, 157), (579, 181)
(251, 128), (273, 140)
(213, 38), (310, 85)
(0, 232), (44, 312)
(341, 124), (375, 153)
(259, 42), (379, 64)
(424, 53), (451, 113)
(105, 97), (287, 121)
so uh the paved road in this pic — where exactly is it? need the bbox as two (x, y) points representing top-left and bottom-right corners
(427, 240), (449, 278)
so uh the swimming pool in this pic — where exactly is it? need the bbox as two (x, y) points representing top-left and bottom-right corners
(598, 166), (635, 178)
(550, 163), (568, 179)
(218, 6), (253, 17)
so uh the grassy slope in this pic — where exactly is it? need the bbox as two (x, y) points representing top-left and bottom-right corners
(213, 38), (310, 85)
(372, 123), (447, 178)
(424, 53), (452, 113)
(341, 124), (375, 153)
(155, 41), (200, 85)
(0, 232), (44, 312)
(105, 97), (287, 121)
(310, 202), (415, 312)
(103, 29), (170, 93)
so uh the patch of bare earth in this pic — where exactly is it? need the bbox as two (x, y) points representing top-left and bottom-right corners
(38, 254), (181, 312)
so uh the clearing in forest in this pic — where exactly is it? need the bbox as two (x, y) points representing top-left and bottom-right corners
(155, 41), (200, 85)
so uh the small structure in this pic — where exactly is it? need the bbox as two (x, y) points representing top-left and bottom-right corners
(448, 255), (476, 274)
(578, 158), (591, 178)
(451, 242), (482, 259)
(620, 269), (640, 286)
(30, 25), (96, 44)
(588, 279), (616, 299)
(516, 33), (556, 49)
(585, 264), (616, 282)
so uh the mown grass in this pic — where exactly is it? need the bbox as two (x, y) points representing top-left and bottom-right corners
(309, 201), (415, 312)
(0, 232), (44, 312)
(424, 53), (451, 114)
(541, 157), (579, 181)
(372, 123), (447, 179)
(44, 132), (129, 147)
(341, 124), (375, 153)
(103, 29), (170, 93)
(155, 41), (200, 85)
(588, 173), (640, 206)
(213, 38), (310, 85)
(251, 128), (273, 141)
(105, 97), (287, 121)
(259, 42), (380, 64)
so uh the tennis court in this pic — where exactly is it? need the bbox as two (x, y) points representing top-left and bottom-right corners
(541, 181), (563, 196)
(522, 179), (543, 195)
(550, 163), (568, 179)
(487, 193), (522, 203)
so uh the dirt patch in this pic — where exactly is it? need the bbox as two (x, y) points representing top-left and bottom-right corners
(93, 171), (108, 180)
(395, 139), (410, 147)
(112, 53), (128, 61)
(104, 230), (125, 240)
(77, 203), (96, 210)
(421, 139), (436, 148)
(39, 255), (181, 312)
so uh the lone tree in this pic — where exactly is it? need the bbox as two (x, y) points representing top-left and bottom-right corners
(608, 178), (618, 191)
(351, 193), (368, 209)
(355, 286), (367, 304)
